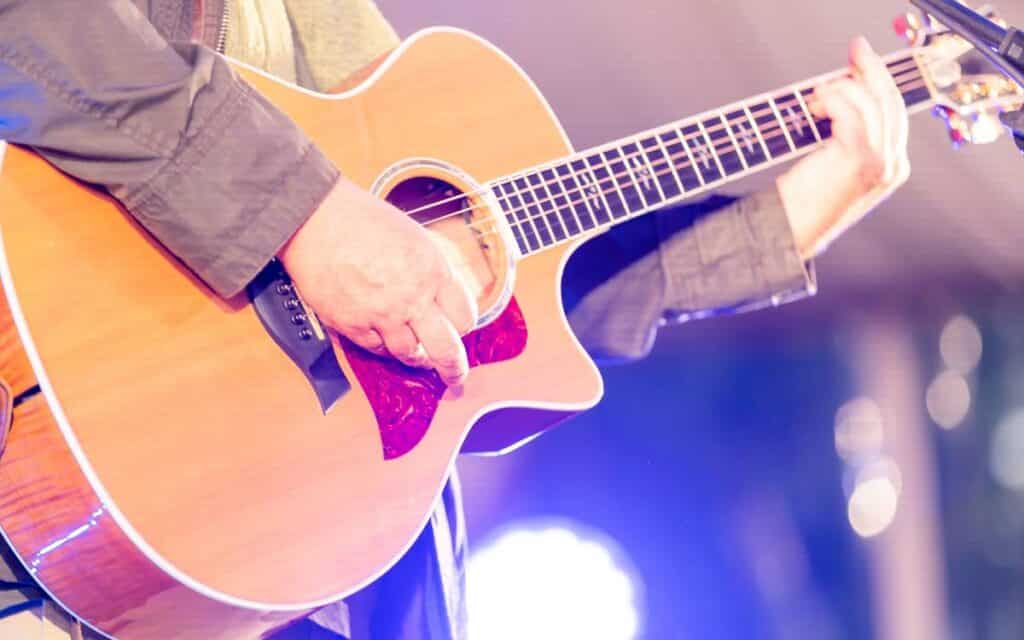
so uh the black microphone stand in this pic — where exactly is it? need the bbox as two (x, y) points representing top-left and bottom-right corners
(910, 0), (1024, 151)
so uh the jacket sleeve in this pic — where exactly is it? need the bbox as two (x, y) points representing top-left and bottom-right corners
(563, 188), (816, 362)
(0, 0), (338, 297)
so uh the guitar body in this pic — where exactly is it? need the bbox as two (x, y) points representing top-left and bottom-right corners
(0, 28), (602, 640)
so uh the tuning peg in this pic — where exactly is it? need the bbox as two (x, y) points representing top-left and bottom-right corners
(933, 105), (971, 148)
(894, 11), (927, 46)
(933, 104), (1005, 147)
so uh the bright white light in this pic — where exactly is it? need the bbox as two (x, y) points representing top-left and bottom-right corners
(847, 459), (902, 538)
(834, 397), (884, 462)
(990, 410), (1024, 492)
(940, 315), (983, 374)
(926, 370), (971, 429)
(468, 524), (641, 640)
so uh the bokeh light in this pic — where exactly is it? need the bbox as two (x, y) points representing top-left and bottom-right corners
(847, 458), (903, 539)
(990, 410), (1024, 492)
(940, 315), (983, 374)
(926, 370), (972, 430)
(468, 523), (642, 640)
(834, 397), (885, 462)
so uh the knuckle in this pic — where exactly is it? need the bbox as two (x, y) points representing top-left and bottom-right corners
(434, 353), (464, 373)
(859, 154), (886, 187)
(395, 348), (423, 364)
(384, 308), (412, 327)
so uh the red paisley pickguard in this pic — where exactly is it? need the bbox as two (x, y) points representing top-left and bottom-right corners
(340, 297), (528, 460)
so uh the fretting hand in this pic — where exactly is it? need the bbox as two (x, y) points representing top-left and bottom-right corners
(777, 36), (911, 258)
(278, 177), (478, 387)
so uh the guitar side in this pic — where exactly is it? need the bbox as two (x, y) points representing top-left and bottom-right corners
(0, 27), (602, 640)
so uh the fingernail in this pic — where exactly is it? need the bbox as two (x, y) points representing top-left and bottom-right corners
(859, 36), (874, 54)
(445, 371), (468, 387)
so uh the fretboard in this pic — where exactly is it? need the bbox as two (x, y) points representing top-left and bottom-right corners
(490, 50), (934, 256)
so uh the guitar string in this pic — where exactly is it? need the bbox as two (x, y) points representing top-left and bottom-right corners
(462, 72), (928, 244)
(494, 72), (926, 234)
(395, 54), (924, 222)
(426, 70), (928, 247)
(480, 75), (933, 253)
(415, 68), (928, 246)
(390, 51), (931, 225)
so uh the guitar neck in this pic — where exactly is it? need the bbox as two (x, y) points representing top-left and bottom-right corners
(490, 48), (935, 256)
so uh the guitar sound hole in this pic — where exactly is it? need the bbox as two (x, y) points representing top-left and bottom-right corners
(385, 176), (512, 323)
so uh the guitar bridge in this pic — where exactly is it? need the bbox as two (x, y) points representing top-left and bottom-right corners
(247, 260), (350, 414)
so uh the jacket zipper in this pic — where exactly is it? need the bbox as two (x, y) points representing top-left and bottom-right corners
(215, 0), (230, 53)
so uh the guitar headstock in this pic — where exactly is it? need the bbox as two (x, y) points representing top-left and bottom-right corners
(896, 4), (1024, 146)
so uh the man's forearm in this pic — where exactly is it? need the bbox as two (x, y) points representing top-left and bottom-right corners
(563, 189), (815, 362)
(0, 0), (336, 297)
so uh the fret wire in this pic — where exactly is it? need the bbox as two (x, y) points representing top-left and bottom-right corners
(493, 187), (529, 254)
(512, 180), (548, 249)
(611, 147), (650, 210)
(596, 153), (630, 215)
(719, 112), (749, 171)
(582, 161), (614, 220)
(493, 185), (515, 228)
(743, 104), (773, 160)
(732, 110), (761, 165)
(696, 120), (728, 178)
(780, 96), (817, 144)
(531, 172), (568, 241)
(498, 182), (541, 252)
(676, 126), (706, 187)
(563, 164), (599, 228)
(637, 137), (668, 202)
(517, 177), (556, 245)
(654, 134), (687, 195)
(542, 168), (582, 236)
(508, 179), (545, 248)
(536, 170), (564, 237)
(794, 90), (822, 142)
(767, 96), (798, 152)
(627, 146), (657, 207)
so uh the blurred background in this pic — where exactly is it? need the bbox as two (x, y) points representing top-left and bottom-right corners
(381, 1), (1024, 638)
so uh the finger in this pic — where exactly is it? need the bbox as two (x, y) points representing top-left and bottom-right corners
(850, 37), (891, 171)
(815, 81), (886, 189)
(436, 274), (479, 336)
(409, 306), (470, 386)
(815, 79), (880, 171)
(851, 37), (906, 178)
(830, 79), (884, 156)
(344, 327), (388, 354)
(378, 323), (430, 368)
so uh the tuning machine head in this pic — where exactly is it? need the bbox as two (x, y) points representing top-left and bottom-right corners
(897, 4), (1024, 147)
(894, 10), (931, 47)
(895, 4), (1004, 46)
(934, 74), (1024, 147)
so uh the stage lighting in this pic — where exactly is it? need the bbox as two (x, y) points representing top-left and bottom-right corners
(467, 522), (642, 640)
(991, 409), (1024, 492)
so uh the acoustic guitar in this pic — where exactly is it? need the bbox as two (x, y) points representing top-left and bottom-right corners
(0, 15), (1017, 640)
